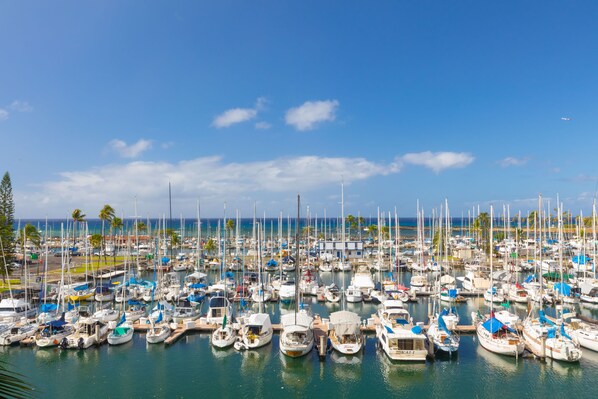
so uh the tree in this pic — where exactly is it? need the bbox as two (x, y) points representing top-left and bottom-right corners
(71, 209), (86, 253)
(203, 238), (217, 256)
(0, 172), (15, 282)
(99, 204), (115, 263)
(225, 219), (235, 235)
(110, 217), (123, 267)
(90, 234), (102, 263)
(0, 359), (34, 398)
(366, 224), (378, 239)
(474, 212), (491, 255)
(135, 221), (147, 234)
(18, 224), (41, 253)
(346, 214), (356, 239)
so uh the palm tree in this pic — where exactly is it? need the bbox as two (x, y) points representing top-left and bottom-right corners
(474, 212), (491, 255)
(346, 214), (356, 240)
(225, 219), (235, 236)
(99, 204), (115, 263)
(108, 216), (123, 268)
(366, 224), (378, 240)
(71, 209), (86, 254)
(135, 221), (147, 234)
(90, 234), (102, 263)
(203, 238), (217, 256)
(0, 359), (34, 398)
(18, 224), (41, 267)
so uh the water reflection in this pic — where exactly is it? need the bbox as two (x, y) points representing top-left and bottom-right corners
(279, 352), (313, 392)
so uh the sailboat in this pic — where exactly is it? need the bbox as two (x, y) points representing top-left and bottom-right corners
(211, 203), (237, 349)
(107, 313), (134, 345)
(235, 222), (273, 350)
(522, 198), (582, 362)
(428, 201), (460, 355)
(473, 205), (525, 357)
(280, 195), (315, 358)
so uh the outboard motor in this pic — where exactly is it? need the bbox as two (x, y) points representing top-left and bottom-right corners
(77, 337), (85, 349)
(60, 338), (68, 349)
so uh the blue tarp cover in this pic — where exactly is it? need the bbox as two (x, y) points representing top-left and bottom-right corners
(189, 283), (206, 289)
(411, 325), (423, 334)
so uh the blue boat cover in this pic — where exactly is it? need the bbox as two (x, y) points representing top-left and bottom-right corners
(128, 300), (143, 306)
(560, 323), (572, 341)
(395, 318), (408, 325)
(411, 325), (423, 334)
(189, 283), (206, 289)
(524, 274), (536, 284)
(40, 303), (58, 312)
(553, 282), (571, 296)
(482, 317), (515, 334)
(539, 310), (555, 326)
(448, 289), (458, 298)
(572, 255), (591, 265)
(73, 284), (89, 291)
(48, 319), (67, 328)
(385, 325), (394, 334)
(267, 259), (278, 266)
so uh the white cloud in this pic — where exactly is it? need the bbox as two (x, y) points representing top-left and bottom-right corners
(212, 97), (266, 128)
(17, 154), (401, 217)
(255, 121), (271, 130)
(285, 100), (339, 131)
(108, 139), (153, 158)
(0, 109), (8, 121)
(401, 151), (474, 173)
(9, 100), (33, 112)
(498, 156), (529, 168)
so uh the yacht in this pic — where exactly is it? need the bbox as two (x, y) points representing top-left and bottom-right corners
(376, 302), (427, 361)
(0, 298), (37, 321)
(62, 319), (109, 349)
(234, 313), (273, 350)
(206, 295), (232, 325)
(522, 312), (582, 362)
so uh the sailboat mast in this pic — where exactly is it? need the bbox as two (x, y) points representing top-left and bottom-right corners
(295, 194), (300, 325)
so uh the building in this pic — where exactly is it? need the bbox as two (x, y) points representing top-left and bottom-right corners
(317, 241), (364, 259)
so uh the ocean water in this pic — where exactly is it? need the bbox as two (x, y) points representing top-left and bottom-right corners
(2, 271), (598, 398)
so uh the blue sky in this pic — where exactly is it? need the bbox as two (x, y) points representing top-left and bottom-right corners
(1, 1), (597, 219)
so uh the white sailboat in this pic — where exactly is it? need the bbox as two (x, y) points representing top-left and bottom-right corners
(235, 222), (273, 351)
(474, 205), (525, 357)
(107, 313), (134, 345)
(280, 195), (315, 358)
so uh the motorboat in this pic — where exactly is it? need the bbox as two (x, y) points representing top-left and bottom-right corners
(62, 319), (109, 349)
(279, 309), (314, 358)
(329, 310), (363, 355)
(234, 313), (273, 350)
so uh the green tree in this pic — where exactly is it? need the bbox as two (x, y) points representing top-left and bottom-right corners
(71, 209), (86, 253)
(90, 233), (102, 263)
(135, 221), (147, 234)
(346, 214), (356, 239)
(203, 238), (217, 256)
(99, 204), (115, 263)
(111, 217), (123, 265)
(474, 212), (491, 255)
(366, 224), (378, 239)
(0, 172), (15, 282)
(18, 224), (41, 252)
(0, 359), (34, 398)
(225, 219), (235, 235)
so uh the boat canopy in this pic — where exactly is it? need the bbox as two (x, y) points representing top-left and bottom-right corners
(330, 311), (361, 335)
(482, 317), (515, 334)
(73, 284), (89, 291)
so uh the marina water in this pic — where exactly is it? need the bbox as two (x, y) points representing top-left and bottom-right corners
(2, 270), (598, 398)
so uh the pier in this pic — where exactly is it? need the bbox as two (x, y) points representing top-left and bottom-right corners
(130, 314), (479, 347)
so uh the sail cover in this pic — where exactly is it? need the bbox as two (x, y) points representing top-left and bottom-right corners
(482, 317), (515, 334)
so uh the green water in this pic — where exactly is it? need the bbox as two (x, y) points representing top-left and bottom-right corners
(3, 271), (598, 398)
